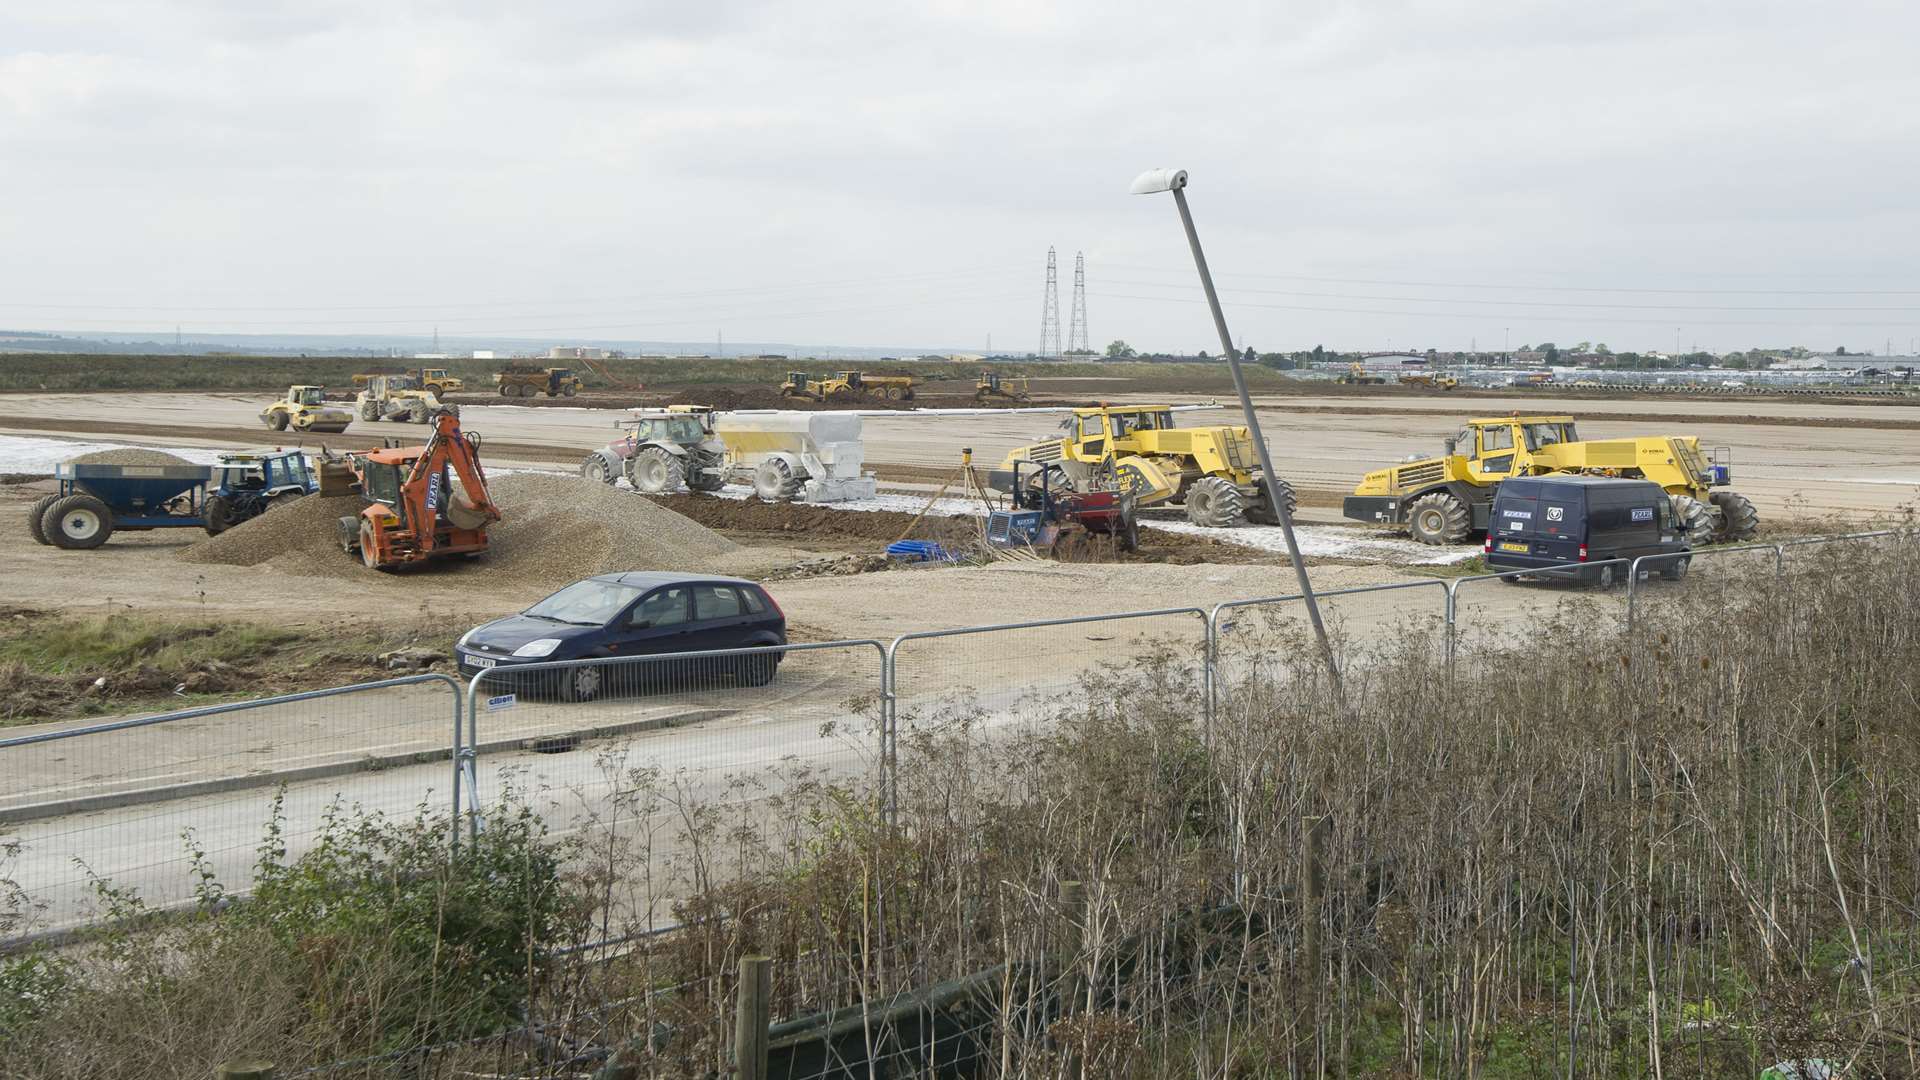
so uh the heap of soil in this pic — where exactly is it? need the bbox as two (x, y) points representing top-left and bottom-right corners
(69, 448), (194, 467)
(179, 472), (741, 587)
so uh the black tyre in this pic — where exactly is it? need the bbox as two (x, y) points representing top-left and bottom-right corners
(408, 401), (429, 424)
(203, 494), (236, 535)
(497, 384), (510, 396)
(269, 411), (290, 431)
(338, 515), (362, 553)
(562, 384), (577, 398)
(752, 457), (803, 502)
(1588, 564), (1618, 590)
(901, 387), (915, 401)
(557, 664), (602, 702)
(1710, 491), (1759, 542)
(735, 653), (777, 687)
(44, 493), (114, 550)
(627, 446), (686, 494)
(1184, 476), (1244, 528)
(27, 493), (59, 545)
(1661, 555), (1691, 581)
(1407, 491), (1472, 545)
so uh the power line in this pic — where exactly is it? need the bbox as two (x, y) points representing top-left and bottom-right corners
(1100, 277), (1920, 313)
(1089, 290), (1920, 328)
(1104, 262), (1920, 297)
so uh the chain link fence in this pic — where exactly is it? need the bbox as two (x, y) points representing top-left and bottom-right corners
(4, 529), (1906, 952)
(0, 674), (463, 945)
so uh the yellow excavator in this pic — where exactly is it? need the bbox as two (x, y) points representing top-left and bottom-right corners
(1344, 414), (1757, 545)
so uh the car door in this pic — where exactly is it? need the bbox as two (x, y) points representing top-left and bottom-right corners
(686, 583), (758, 653)
(612, 586), (695, 657)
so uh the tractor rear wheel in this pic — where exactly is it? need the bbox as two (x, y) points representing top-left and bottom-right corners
(27, 493), (59, 545)
(1710, 491), (1759, 542)
(626, 446), (685, 494)
(1672, 494), (1714, 545)
(1407, 491), (1472, 545)
(44, 494), (114, 550)
(753, 458), (803, 502)
(1184, 476), (1244, 528)
(203, 495), (236, 535)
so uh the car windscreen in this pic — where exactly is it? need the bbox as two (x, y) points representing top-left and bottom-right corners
(523, 580), (645, 626)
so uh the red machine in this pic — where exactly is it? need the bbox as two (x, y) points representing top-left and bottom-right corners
(338, 413), (500, 570)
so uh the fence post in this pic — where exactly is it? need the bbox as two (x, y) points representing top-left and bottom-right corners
(881, 643), (898, 827)
(734, 955), (772, 1080)
(1444, 583), (1459, 673)
(1774, 543), (1786, 576)
(1300, 814), (1329, 1015)
(1625, 557), (1642, 632)
(1203, 609), (1217, 749)
(215, 1064), (274, 1080)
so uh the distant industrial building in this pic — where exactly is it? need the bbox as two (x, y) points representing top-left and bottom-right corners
(549, 346), (607, 360)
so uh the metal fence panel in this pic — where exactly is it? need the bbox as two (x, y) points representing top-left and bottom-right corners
(0, 675), (462, 944)
(463, 641), (887, 936)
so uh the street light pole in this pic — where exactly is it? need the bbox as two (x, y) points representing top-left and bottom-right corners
(1131, 168), (1340, 691)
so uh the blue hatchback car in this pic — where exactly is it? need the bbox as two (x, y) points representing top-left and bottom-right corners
(456, 572), (787, 701)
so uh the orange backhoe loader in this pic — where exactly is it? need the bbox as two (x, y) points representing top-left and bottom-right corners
(337, 413), (501, 569)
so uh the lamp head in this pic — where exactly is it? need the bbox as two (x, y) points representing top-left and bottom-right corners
(1129, 168), (1188, 195)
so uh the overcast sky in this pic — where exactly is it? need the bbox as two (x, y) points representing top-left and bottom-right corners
(2, 1), (1916, 354)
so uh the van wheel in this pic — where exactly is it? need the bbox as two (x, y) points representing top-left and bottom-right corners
(1591, 564), (1618, 590)
(736, 653), (777, 687)
(1662, 555), (1691, 581)
(1407, 492), (1471, 545)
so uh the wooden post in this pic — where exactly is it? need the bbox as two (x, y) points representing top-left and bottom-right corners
(1300, 815), (1328, 1005)
(734, 956), (772, 1080)
(214, 1065), (274, 1080)
(1057, 880), (1088, 1080)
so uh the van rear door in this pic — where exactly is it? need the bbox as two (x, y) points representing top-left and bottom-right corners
(1491, 480), (1584, 562)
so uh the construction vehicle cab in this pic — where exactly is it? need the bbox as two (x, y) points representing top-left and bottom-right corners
(339, 413), (499, 569)
(204, 450), (316, 534)
(1003, 404), (1295, 528)
(1345, 414), (1756, 545)
(985, 459), (1138, 554)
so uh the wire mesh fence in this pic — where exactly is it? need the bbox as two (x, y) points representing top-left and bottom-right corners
(462, 641), (889, 939)
(0, 674), (462, 944)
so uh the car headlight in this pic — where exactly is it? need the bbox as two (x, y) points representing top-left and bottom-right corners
(512, 638), (562, 658)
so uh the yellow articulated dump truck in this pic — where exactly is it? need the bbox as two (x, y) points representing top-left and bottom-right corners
(1344, 414), (1757, 545)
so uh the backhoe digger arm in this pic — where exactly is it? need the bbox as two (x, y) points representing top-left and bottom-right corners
(403, 413), (500, 555)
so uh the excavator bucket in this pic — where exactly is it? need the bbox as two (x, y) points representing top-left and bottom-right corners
(316, 456), (357, 496)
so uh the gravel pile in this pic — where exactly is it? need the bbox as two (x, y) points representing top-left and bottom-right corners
(180, 470), (741, 588)
(70, 448), (195, 467)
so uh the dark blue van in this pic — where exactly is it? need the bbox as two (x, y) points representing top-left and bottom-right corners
(1484, 476), (1690, 587)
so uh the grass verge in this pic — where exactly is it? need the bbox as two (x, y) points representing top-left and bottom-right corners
(0, 608), (457, 725)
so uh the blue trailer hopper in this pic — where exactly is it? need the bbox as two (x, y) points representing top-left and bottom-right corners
(34, 462), (214, 549)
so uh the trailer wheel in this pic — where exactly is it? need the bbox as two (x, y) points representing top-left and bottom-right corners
(44, 494), (114, 550)
(27, 493), (59, 545)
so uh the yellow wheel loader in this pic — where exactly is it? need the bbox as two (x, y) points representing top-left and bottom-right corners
(1343, 414), (1758, 545)
(260, 385), (354, 434)
(1001, 405), (1295, 527)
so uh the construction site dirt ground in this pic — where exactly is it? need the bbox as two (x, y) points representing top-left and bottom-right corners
(2, 387), (1918, 522)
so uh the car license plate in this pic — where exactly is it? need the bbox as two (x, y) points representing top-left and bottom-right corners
(466, 655), (496, 669)
(1499, 541), (1529, 553)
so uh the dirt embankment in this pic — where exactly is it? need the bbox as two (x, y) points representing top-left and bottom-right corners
(644, 494), (1278, 566)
